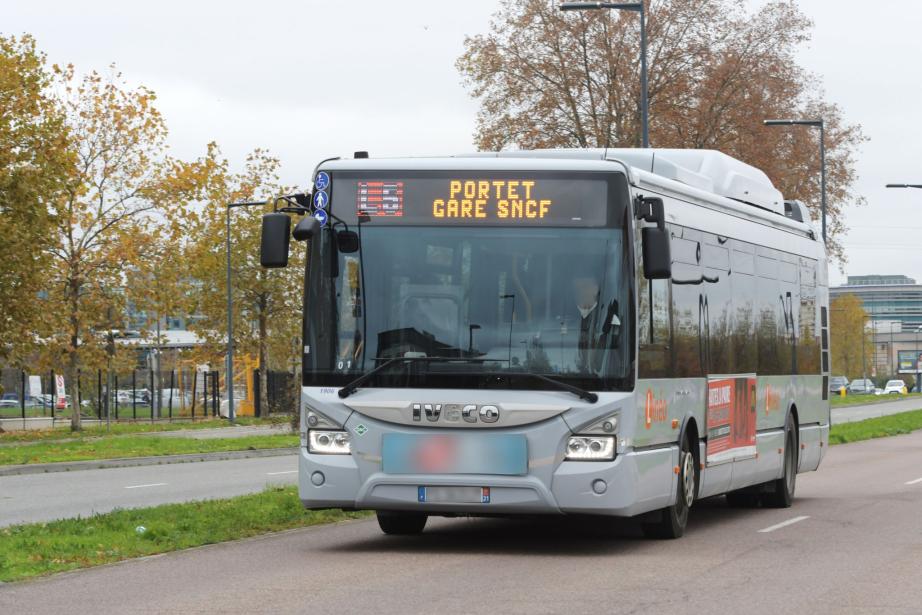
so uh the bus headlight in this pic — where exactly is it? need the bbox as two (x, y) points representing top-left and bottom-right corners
(566, 436), (615, 461)
(308, 430), (351, 454)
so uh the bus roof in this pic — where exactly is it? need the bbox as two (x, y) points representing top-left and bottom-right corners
(465, 148), (784, 216)
(318, 148), (815, 238)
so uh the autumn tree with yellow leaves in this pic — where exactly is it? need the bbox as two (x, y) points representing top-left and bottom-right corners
(830, 293), (872, 381)
(0, 35), (71, 364)
(41, 66), (173, 430)
(176, 145), (305, 417)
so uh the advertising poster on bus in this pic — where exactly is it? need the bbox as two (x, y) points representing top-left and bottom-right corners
(706, 376), (757, 465)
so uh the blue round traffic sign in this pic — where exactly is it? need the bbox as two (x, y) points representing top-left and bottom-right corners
(314, 172), (330, 191)
(313, 209), (328, 227)
(313, 190), (329, 210)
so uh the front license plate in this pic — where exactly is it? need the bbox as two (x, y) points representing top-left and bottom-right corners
(382, 433), (527, 475)
(418, 486), (490, 504)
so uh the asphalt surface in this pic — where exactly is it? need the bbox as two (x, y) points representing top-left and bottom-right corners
(831, 395), (922, 424)
(0, 455), (296, 527)
(3, 431), (922, 614)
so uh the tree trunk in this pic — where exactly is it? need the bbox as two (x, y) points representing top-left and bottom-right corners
(67, 277), (82, 432)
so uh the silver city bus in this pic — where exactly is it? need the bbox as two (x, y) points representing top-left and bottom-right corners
(260, 148), (829, 539)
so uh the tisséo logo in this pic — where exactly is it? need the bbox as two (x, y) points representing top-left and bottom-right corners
(644, 389), (668, 429)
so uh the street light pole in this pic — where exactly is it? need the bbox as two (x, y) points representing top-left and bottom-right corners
(560, 2), (649, 148)
(886, 183), (922, 387)
(226, 200), (267, 423)
(763, 119), (826, 243)
(861, 315), (867, 386)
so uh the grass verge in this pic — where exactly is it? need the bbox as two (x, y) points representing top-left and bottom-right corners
(0, 486), (367, 582)
(828, 408), (922, 445)
(0, 433), (298, 466)
(0, 417), (285, 444)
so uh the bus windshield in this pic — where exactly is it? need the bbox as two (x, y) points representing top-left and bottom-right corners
(306, 224), (633, 392)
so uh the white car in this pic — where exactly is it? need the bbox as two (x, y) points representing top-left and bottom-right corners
(880, 380), (906, 395)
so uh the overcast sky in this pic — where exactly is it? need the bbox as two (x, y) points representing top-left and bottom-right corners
(3, 0), (921, 286)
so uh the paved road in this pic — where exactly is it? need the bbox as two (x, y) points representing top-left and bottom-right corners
(0, 455), (296, 527)
(3, 432), (922, 614)
(831, 396), (922, 424)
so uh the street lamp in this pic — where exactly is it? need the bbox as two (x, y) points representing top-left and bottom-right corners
(763, 119), (826, 243)
(226, 200), (267, 423)
(886, 183), (922, 386)
(559, 2), (649, 148)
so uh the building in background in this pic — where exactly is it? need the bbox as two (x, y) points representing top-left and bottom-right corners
(831, 275), (922, 381)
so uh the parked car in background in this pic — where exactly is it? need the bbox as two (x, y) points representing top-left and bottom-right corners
(847, 379), (875, 394)
(0, 393), (21, 407)
(0, 394), (44, 408)
(829, 376), (849, 394)
(880, 380), (907, 395)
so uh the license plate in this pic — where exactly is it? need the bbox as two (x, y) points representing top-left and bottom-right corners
(418, 486), (490, 504)
(382, 433), (527, 475)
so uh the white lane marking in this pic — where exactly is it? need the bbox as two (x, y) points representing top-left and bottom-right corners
(758, 515), (810, 533)
(905, 477), (922, 485)
(124, 482), (168, 489)
(266, 470), (298, 476)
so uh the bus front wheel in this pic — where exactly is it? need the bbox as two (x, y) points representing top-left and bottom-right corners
(376, 511), (428, 535)
(642, 436), (696, 539)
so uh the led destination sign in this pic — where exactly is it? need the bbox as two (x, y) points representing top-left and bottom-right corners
(344, 173), (609, 227)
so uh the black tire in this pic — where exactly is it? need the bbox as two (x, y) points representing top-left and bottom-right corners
(642, 435), (697, 539)
(376, 511), (428, 535)
(725, 491), (760, 508)
(763, 414), (797, 508)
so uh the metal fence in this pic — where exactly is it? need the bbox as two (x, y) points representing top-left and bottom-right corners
(0, 367), (220, 424)
(0, 367), (298, 426)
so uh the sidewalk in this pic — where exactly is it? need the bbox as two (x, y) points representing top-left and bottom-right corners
(0, 446), (297, 477)
(140, 424), (290, 440)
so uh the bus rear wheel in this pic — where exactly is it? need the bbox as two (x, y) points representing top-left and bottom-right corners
(642, 436), (696, 539)
(376, 511), (428, 535)
(763, 415), (797, 508)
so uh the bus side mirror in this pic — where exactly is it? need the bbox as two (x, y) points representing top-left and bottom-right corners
(260, 212), (291, 268)
(337, 230), (359, 253)
(292, 216), (321, 241)
(642, 227), (671, 279)
(636, 196), (666, 231)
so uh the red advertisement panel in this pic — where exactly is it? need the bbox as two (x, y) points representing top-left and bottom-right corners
(706, 376), (757, 465)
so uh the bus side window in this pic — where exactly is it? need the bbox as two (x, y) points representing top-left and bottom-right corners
(756, 249), (781, 375)
(638, 263), (672, 378)
(730, 241), (757, 374)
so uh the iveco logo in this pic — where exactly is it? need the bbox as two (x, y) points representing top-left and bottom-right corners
(412, 403), (500, 423)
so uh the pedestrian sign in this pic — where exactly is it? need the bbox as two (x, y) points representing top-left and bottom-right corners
(313, 190), (328, 210)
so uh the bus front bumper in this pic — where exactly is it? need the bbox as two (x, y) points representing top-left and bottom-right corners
(297, 443), (678, 518)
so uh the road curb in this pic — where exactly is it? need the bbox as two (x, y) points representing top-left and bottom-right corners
(0, 447), (298, 477)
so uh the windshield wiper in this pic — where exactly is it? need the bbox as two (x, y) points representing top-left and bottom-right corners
(511, 372), (598, 403)
(338, 357), (406, 399)
(337, 356), (489, 399)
